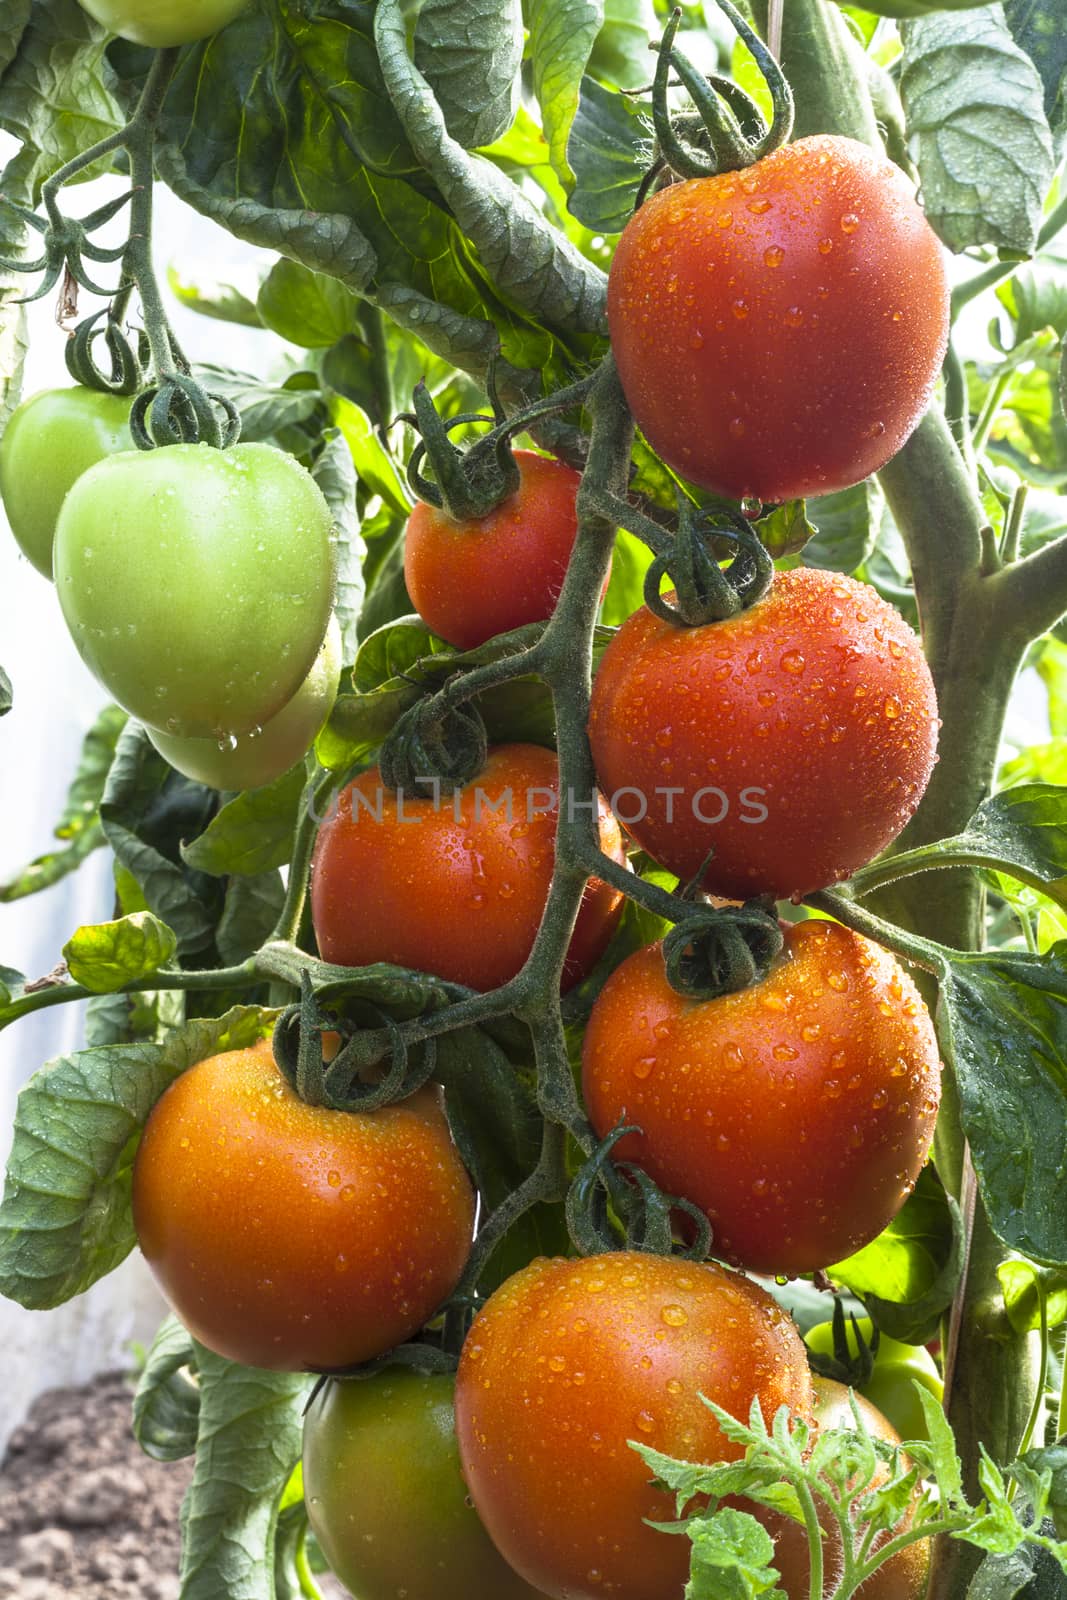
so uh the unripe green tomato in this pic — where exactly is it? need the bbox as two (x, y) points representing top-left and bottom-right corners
(303, 1369), (547, 1600)
(55, 441), (335, 739)
(146, 614), (342, 790)
(0, 387), (133, 580)
(805, 1316), (943, 1442)
(74, 0), (250, 47)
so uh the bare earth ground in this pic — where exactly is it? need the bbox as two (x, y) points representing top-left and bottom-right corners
(0, 1371), (346, 1600)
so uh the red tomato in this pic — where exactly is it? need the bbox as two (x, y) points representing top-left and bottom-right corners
(311, 743), (626, 992)
(132, 1040), (475, 1371)
(455, 1251), (814, 1600)
(404, 452), (586, 649)
(587, 567), (938, 901)
(581, 920), (941, 1275)
(607, 135), (949, 502)
(764, 1377), (930, 1598)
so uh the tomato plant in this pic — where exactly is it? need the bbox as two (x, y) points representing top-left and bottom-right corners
(454, 1251), (814, 1600)
(303, 1368), (547, 1599)
(146, 614), (342, 790)
(0, 387), (132, 580)
(805, 1315), (944, 1443)
(405, 450), (585, 649)
(132, 1039), (476, 1371)
(588, 567), (938, 901)
(583, 919), (941, 1274)
(608, 135), (949, 504)
(311, 743), (627, 991)
(74, 0), (250, 46)
(54, 441), (336, 739)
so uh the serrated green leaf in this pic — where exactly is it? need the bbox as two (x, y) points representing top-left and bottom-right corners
(181, 765), (306, 878)
(686, 1506), (783, 1599)
(331, 395), (412, 517)
(63, 912), (178, 995)
(215, 872), (285, 966)
(179, 1344), (309, 1600)
(588, 0), (658, 90)
(528, 0), (605, 189)
(997, 253), (1067, 344)
(1003, 0), (1067, 161)
(132, 1315), (200, 1463)
(900, 8), (1055, 255)
(567, 76), (649, 234)
(0, 1007), (273, 1309)
(414, 0), (523, 149)
(804, 481), (884, 575)
(257, 258), (360, 349)
(757, 500), (817, 562)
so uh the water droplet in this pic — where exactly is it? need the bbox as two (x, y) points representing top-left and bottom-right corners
(870, 1088), (889, 1110)
(548, 1354), (566, 1373)
(633, 1055), (655, 1080)
(827, 972), (848, 993)
(840, 212), (860, 233)
(784, 305), (804, 328)
(689, 330), (705, 350)
(763, 244), (784, 268)
(884, 696), (902, 719)
(818, 237), (833, 255)
(740, 495), (762, 519)
(635, 1411), (656, 1433)
(728, 416), (746, 440)
(732, 298), (750, 320)
(721, 1041), (745, 1072)
(717, 211), (733, 229)
(661, 1304), (688, 1327)
(780, 651), (805, 674)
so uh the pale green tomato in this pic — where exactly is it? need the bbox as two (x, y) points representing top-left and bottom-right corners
(55, 442), (335, 739)
(805, 1316), (944, 1442)
(0, 388), (133, 580)
(147, 614), (341, 790)
(75, 0), (250, 47)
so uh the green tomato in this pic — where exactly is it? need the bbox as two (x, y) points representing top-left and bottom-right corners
(55, 442), (335, 739)
(302, 1369), (548, 1600)
(805, 1316), (944, 1443)
(74, 0), (250, 47)
(0, 388), (133, 580)
(147, 614), (342, 790)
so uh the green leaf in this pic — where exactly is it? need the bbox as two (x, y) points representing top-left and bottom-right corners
(331, 396), (412, 517)
(312, 429), (366, 668)
(804, 480), (884, 574)
(0, 1006), (272, 1310)
(997, 253), (1067, 344)
(968, 1545), (1062, 1599)
(587, 0), (658, 90)
(215, 872), (286, 966)
(998, 1257), (1067, 1334)
(257, 259), (360, 349)
(414, 0), (524, 149)
(0, 276), (28, 432)
(132, 1315), (201, 1463)
(0, 666), (10, 717)
(937, 943), (1067, 1266)
(181, 765), (307, 878)
(166, 263), (264, 328)
(63, 912), (178, 995)
(900, 8), (1055, 255)
(527, 0), (605, 189)
(1003, 0), (1067, 161)
(0, 0), (31, 81)
(0, 704), (126, 903)
(179, 1343), (308, 1600)
(567, 76), (650, 234)
(192, 363), (327, 452)
(601, 526), (654, 626)
(757, 501), (817, 562)
(830, 1168), (964, 1343)
(686, 1506), (784, 1599)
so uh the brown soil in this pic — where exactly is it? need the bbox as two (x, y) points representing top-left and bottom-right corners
(0, 1371), (347, 1600)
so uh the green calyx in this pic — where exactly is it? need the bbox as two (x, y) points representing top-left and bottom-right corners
(565, 1120), (714, 1260)
(272, 974), (437, 1114)
(65, 307), (150, 398)
(662, 901), (784, 1000)
(405, 377), (521, 522)
(643, 503), (774, 627)
(378, 694), (489, 800)
(645, 1), (795, 191)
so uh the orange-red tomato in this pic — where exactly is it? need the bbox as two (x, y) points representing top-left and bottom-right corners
(311, 743), (626, 992)
(132, 1040), (475, 1371)
(764, 1377), (930, 1598)
(454, 1251), (814, 1600)
(404, 452), (584, 650)
(581, 920), (940, 1275)
(607, 135), (949, 502)
(587, 567), (938, 902)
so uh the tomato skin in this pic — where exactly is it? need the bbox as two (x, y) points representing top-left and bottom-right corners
(804, 1317), (943, 1443)
(581, 921), (941, 1276)
(607, 134), (949, 502)
(455, 1251), (813, 1600)
(147, 615), (342, 791)
(0, 388), (132, 580)
(74, 0), (249, 46)
(55, 442), (335, 740)
(132, 1040), (475, 1372)
(587, 567), (938, 901)
(311, 743), (626, 992)
(405, 452), (586, 650)
(764, 1378), (930, 1598)
(303, 1370), (548, 1600)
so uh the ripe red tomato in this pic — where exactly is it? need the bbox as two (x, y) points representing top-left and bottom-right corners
(581, 920), (940, 1275)
(454, 1250), (814, 1600)
(587, 566), (938, 901)
(607, 134), (949, 502)
(303, 1369), (548, 1599)
(404, 452), (584, 650)
(132, 1039), (475, 1371)
(311, 743), (626, 992)
(764, 1377), (930, 1598)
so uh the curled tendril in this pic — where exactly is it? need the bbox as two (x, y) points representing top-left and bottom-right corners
(65, 306), (149, 396)
(379, 694), (488, 799)
(129, 374), (242, 450)
(662, 902), (784, 1001)
(402, 378), (520, 521)
(0, 188), (133, 303)
(643, 503), (774, 627)
(273, 974), (437, 1114)
(565, 1120), (715, 1261)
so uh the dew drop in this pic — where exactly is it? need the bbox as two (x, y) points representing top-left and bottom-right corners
(818, 237), (833, 255)
(661, 1304), (688, 1327)
(717, 211), (733, 229)
(780, 651), (805, 674)
(884, 696), (902, 719)
(635, 1411), (656, 1433)
(763, 244), (784, 268)
(729, 417), (746, 439)
(732, 298), (750, 320)
(840, 212), (860, 233)
(784, 305), (804, 328)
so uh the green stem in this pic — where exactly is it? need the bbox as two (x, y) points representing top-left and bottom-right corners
(362, 302), (395, 436)
(270, 769), (344, 947)
(942, 340), (974, 473)
(972, 370), (1012, 456)
(121, 51), (183, 384)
